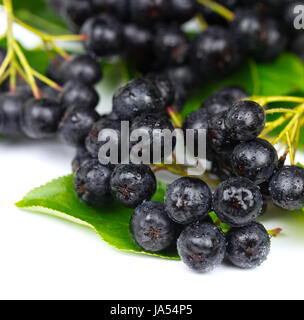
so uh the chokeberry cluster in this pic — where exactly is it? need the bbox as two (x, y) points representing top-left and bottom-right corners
(1, 0), (304, 275)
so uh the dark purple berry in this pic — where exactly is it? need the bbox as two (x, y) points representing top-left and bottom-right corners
(168, 0), (197, 24)
(74, 159), (113, 208)
(213, 177), (263, 227)
(110, 164), (156, 208)
(164, 177), (212, 225)
(226, 222), (271, 269)
(58, 104), (100, 147)
(21, 98), (64, 139)
(72, 147), (93, 174)
(269, 165), (304, 211)
(92, 0), (130, 21)
(225, 100), (265, 141)
(130, 201), (178, 252)
(63, 0), (95, 27)
(177, 222), (226, 272)
(231, 139), (278, 184)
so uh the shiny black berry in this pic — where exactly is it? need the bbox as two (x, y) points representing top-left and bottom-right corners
(60, 80), (99, 110)
(154, 26), (190, 66)
(129, 0), (169, 26)
(74, 159), (113, 208)
(208, 111), (238, 156)
(225, 100), (265, 141)
(21, 98), (64, 139)
(58, 105), (100, 147)
(226, 222), (271, 269)
(215, 86), (249, 104)
(64, 0), (95, 27)
(130, 201), (178, 252)
(92, 0), (130, 21)
(112, 77), (163, 121)
(164, 177), (212, 225)
(177, 222), (226, 272)
(0, 93), (24, 136)
(85, 116), (122, 159)
(63, 54), (103, 86)
(130, 113), (175, 163)
(269, 165), (304, 211)
(81, 14), (123, 57)
(191, 26), (240, 77)
(202, 94), (232, 117)
(231, 139), (278, 184)
(213, 177), (263, 227)
(72, 147), (93, 174)
(168, 0), (197, 24)
(110, 164), (156, 208)
(46, 55), (65, 86)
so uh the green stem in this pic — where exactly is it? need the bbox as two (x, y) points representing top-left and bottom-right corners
(196, 0), (235, 22)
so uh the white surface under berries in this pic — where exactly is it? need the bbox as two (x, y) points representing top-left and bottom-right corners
(1, 9), (304, 300)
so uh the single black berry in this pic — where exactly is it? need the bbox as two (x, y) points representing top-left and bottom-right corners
(177, 222), (226, 272)
(269, 165), (304, 211)
(208, 111), (238, 156)
(81, 14), (123, 57)
(111, 164), (156, 208)
(129, 0), (169, 26)
(21, 98), (64, 139)
(154, 26), (190, 66)
(213, 177), (263, 227)
(85, 115), (122, 159)
(202, 94), (232, 117)
(231, 138), (278, 184)
(226, 222), (271, 269)
(46, 55), (65, 86)
(62, 54), (103, 86)
(92, 0), (130, 21)
(225, 100), (265, 141)
(130, 201), (178, 252)
(74, 159), (113, 208)
(0, 93), (24, 136)
(168, 0), (197, 24)
(191, 26), (240, 77)
(112, 77), (163, 121)
(60, 80), (99, 110)
(164, 177), (212, 225)
(63, 0), (95, 27)
(58, 104), (100, 147)
(72, 147), (93, 174)
(130, 112), (175, 163)
(215, 86), (249, 104)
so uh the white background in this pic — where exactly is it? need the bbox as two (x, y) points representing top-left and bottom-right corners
(1, 9), (304, 301)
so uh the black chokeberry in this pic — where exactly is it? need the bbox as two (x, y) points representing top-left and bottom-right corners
(63, 0), (95, 27)
(0, 93), (24, 136)
(85, 115), (122, 159)
(92, 0), (130, 21)
(110, 164), (156, 208)
(63, 54), (103, 86)
(225, 100), (265, 141)
(46, 55), (65, 86)
(72, 147), (93, 174)
(208, 111), (238, 156)
(213, 177), (263, 227)
(226, 222), (271, 269)
(166, 64), (196, 92)
(202, 94), (232, 117)
(146, 73), (174, 108)
(112, 77), (163, 121)
(191, 26), (240, 77)
(269, 165), (304, 211)
(168, 0), (197, 24)
(81, 14), (123, 57)
(130, 112), (175, 163)
(129, 0), (169, 26)
(164, 177), (212, 225)
(74, 159), (113, 208)
(21, 98), (64, 139)
(58, 104), (100, 147)
(215, 86), (249, 104)
(177, 222), (226, 272)
(130, 201), (178, 252)
(154, 26), (190, 66)
(60, 80), (99, 110)
(231, 138), (278, 184)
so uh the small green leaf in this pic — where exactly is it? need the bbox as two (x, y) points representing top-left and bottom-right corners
(16, 175), (180, 260)
(182, 53), (304, 118)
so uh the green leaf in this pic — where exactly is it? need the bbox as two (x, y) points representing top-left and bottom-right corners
(16, 175), (180, 260)
(13, 0), (69, 34)
(182, 53), (304, 118)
